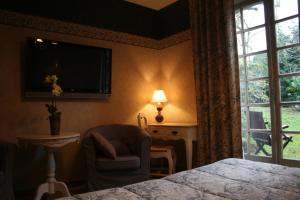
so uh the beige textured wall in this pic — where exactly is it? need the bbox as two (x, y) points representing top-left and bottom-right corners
(0, 24), (196, 190)
(159, 41), (197, 123)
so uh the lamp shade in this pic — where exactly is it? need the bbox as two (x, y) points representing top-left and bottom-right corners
(152, 90), (167, 103)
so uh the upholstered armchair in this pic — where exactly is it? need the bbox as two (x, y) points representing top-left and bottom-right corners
(0, 142), (15, 200)
(83, 124), (151, 191)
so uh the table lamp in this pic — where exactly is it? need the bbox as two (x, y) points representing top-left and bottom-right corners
(152, 90), (167, 122)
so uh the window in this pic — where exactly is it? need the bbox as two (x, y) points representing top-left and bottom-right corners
(236, 0), (300, 165)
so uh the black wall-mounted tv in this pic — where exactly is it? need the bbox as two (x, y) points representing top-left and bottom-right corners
(24, 37), (112, 99)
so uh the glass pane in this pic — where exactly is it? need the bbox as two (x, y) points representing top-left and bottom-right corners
(242, 130), (248, 155)
(278, 46), (300, 74)
(276, 18), (299, 47)
(239, 58), (245, 80)
(280, 75), (300, 102)
(282, 133), (300, 160)
(245, 27), (267, 54)
(248, 80), (270, 104)
(237, 33), (243, 55)
(235, 10), (242, 32)
(248, 107), (272, 156)
(243, 2), (265, 29)
(240, 82), (247, 104)
(282, 104), (300, 160)
(241, 107), (247, 130)
(241, 107), (248, 156)
(246, 53), (268, 79)
(274, 0), (298, 20)
(281, 105), (300, 131)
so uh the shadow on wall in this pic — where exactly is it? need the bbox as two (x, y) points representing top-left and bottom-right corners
(163, 104), (196, 123)
(159, 41), (197, 123)
(121, 49), (161, 124)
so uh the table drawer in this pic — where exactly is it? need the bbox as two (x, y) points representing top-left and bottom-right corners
(147, 126), (185, 137)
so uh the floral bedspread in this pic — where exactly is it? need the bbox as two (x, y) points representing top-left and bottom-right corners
(58, 158), (300, 200)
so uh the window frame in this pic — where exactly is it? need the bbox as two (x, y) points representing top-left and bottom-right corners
(235, 0), (300, 166)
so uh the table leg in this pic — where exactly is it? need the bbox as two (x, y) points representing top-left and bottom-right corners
(34, 183), (48, 200)
(34, 181), (71, 200)
(184, 138), (193, 170)
(55, 181), (71, 196)
(47, 149), (56, 194)
(34, 148), (71, 200)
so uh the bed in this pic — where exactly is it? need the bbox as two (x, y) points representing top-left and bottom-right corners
(58, 158), (300, 200)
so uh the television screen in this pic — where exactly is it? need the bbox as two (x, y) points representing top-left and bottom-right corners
(24, 37), (112, 99)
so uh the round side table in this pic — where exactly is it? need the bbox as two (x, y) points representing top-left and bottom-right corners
(17, 132), (80, 200)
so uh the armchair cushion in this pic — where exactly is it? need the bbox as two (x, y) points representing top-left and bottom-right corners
(110, 140), (131, 156)
(95, 155), (140, 171)
(92, 132), (116, 159)
(84, 124), (151, 190)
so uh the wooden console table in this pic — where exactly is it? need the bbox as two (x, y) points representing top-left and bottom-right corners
(17, 132), (80, 200)
(147, 123), (197, 170)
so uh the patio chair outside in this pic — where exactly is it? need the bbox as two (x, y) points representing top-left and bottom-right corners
(249, 111), (293, 156)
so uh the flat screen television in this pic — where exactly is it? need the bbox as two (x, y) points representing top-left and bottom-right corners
(24, 37), (112, 99)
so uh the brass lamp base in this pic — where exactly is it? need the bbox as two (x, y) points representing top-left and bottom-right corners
(155, 114), (164, 123)
(155, 107), (164, 123)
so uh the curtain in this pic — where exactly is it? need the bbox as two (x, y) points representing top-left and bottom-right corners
(189, 0), (243, 166)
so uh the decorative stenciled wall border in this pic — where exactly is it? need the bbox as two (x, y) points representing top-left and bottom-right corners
(0, 9), (191, 50)
(158, 30), (191, 49)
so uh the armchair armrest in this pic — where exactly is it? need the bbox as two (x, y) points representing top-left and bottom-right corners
(134, 129), (151, 170)
(135, 129), (151, 154)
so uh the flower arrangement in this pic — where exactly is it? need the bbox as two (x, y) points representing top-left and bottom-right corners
(45, 75), (63, 117)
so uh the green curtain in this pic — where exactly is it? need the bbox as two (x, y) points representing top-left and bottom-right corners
(189, 0), (243, 166)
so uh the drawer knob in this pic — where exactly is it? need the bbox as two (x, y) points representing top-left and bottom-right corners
(152, 130), (158, 133)
(171, 131), (178, 135)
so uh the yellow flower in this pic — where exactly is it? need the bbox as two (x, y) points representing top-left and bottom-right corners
(51, 75), (58, 83)
(45, 75), (52, 83)
(52, 83), (63, 96)
(45, 74), (63, 116)
(45, 75), (58, 83)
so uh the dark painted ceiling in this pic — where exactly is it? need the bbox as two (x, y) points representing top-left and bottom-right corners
(126, 0), (178, 10)
(0, 0), (190, 39)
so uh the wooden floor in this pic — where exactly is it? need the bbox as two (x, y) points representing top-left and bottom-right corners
(15, 174), (170, 199)
(15, 181), (87, 200)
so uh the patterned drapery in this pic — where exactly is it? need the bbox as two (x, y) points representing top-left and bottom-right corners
(189, 0), (243, 166)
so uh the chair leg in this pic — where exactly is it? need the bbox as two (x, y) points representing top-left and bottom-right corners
(167, 156), (173, 175)
(255, 142), (270, 156)
(255, 146), (261, 155)
(172, 152), (177, 173)
(283, 137), (292, 149)
(261, 147), (271, 156)
(254, 141), (263, 155)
